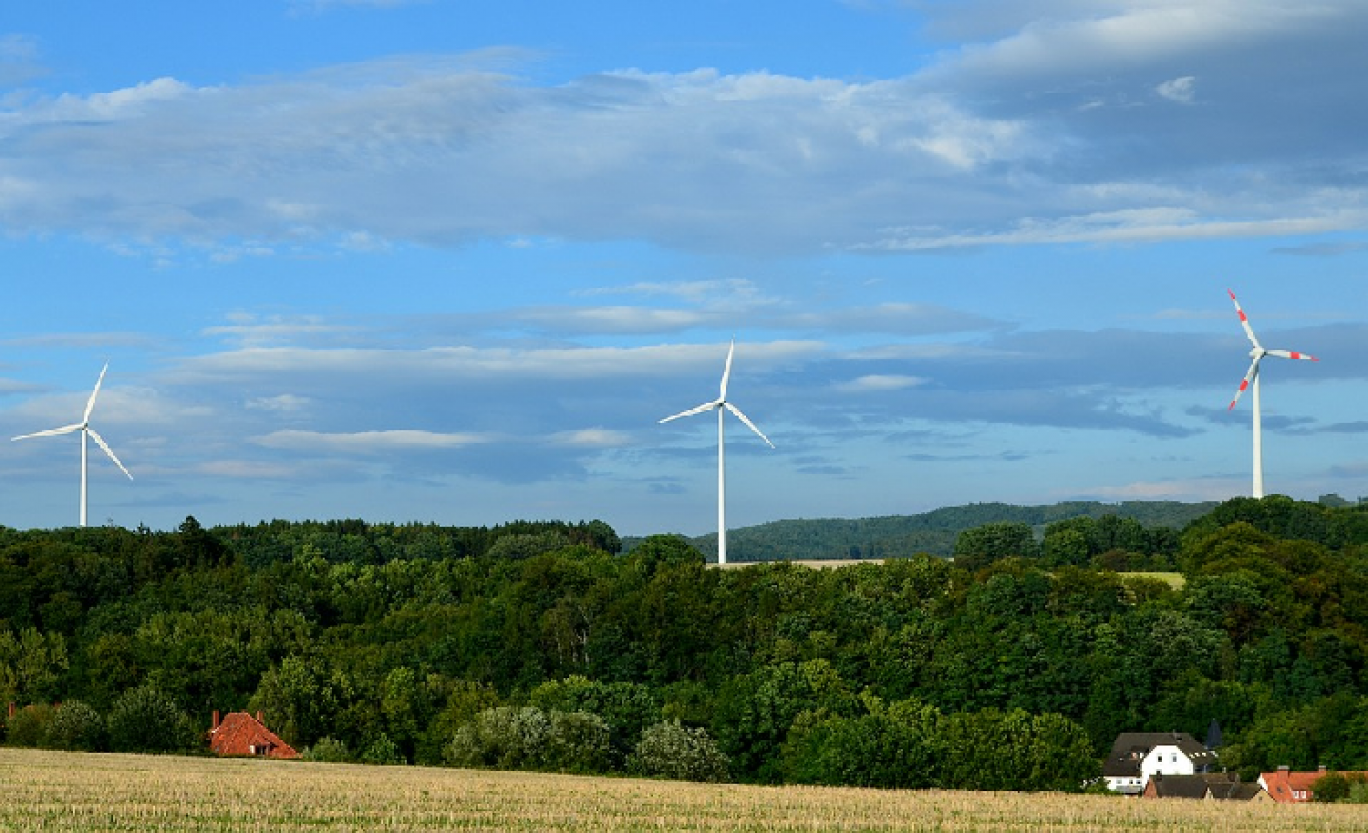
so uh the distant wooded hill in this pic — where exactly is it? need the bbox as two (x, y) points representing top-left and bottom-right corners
(624, 501), (1219, 561)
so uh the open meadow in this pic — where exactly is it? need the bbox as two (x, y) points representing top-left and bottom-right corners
(2, 748), (1368, 832)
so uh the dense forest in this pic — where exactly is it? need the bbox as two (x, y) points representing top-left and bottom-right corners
(631, 500), (1219, 561)
(4, 497), (1368, 792)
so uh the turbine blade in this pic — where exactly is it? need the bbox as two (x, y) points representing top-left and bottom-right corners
(719, 338), (736, 401)
(724, 402), (775, 448)
(1228, 357), (1261, 410)
(12, 423), (84, 441)
(659, 401), (718, 424)
(83, 362), (110, 424)
(87, 428), (133, 480)
(1266, 349), (1318, 362)
(1227, 289), (1261, 349)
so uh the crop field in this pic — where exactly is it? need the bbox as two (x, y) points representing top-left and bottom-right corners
(3, 748), (1368, 832)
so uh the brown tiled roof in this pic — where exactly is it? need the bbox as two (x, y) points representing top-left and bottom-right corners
(1145, 772), (1264, 801)
(208, 712), (299, 759)
(1143, 774), (1211, 799)
(1224, 783), (1267, 801)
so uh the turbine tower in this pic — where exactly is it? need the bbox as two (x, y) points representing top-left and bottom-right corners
(659, 339), (774, 565)
(12, 362), (133, 526)
(1226, 289), (1317, 499)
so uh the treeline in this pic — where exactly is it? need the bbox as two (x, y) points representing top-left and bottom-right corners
(633, 500), (1218, 561)
(3, 497), (1368, 790)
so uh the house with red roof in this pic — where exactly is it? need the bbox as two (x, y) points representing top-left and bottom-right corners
(207, 710), (299, 759)
(1257, 767), (1368, 804)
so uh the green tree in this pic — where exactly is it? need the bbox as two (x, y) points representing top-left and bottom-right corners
(781, 697), (940, 789)
(544, 710), (613, 773)
(248, 654), (356, 750)
(42, 700), (105, 751)
(0, 628), (69, 705)
(106, 685), (198, 753)
(953, 522), (1038, 572)
(712, 660), (858, 783)
(529, 676), (660, 762)
(4, 703), (54, 747)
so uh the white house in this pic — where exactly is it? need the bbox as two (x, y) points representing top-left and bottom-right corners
(1103, 732), (1219, 795)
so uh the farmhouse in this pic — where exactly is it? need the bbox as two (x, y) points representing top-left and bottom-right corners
(1141, 772), (1268, 801)
(1103, 732), (1218, 794)
(1257, 766), (1368, 803)
(207, 710), (299, 759)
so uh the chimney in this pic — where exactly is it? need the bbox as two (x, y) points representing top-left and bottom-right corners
(256, 710), (263, 724)
(1319, 765), (1327, 772)
(1278, 765), (1290, 772)
(212, 710), (220, 731)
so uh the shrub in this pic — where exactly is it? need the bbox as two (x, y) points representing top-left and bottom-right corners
(359, 733), (404, 765)
(530, 677), (660, 762)
(445, 706), (550, 770)
(303, 737), (351, 763)
(545, 710), (612, 774)
(630, 719), (728, 783)
(781, 700), (940, 789)
(5, 704), (55, 748)
(43, 700), (105, 751)
(106, 685), (198, 753)
(1314, 771), (1368, 803)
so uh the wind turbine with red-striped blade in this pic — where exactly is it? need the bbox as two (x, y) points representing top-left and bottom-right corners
(1226, 289), (1317, 499)
(659, 338), (774, 565)
(11, 362), (133, 527)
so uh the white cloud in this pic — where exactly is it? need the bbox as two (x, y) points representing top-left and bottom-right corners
(867, 208), (1368, 250)
(1156, 75), (1196, 103)
(251, 429), (490, 452)
(246, 394), (312, 413)
(203, 314), (357, 347)
(549, 429), (633, 448)
(2, 3), (1366, 260)
(836, 374), (928, 393)
(171, 340), (826, 385)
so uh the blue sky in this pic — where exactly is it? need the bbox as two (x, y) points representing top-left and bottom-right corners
(2, 1), (1366, 534)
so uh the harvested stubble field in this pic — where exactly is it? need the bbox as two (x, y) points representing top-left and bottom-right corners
(2, 748), (1367, 832)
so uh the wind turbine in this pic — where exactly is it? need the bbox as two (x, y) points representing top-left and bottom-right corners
(1226, 289), (1317, 499)
(12, 362), (133, 526)
(659, 339), (774, 565)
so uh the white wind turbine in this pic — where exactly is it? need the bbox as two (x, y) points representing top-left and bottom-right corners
(659, 339), (774, 565)
(1226, 289), (1317, 499)
(12, 362), (133, 526)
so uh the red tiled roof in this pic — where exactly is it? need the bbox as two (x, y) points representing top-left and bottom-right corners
(1259, 769), (1368, 804)
(208, 712), (299, 759)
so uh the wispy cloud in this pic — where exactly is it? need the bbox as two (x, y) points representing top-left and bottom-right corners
(251, 429), (491, 452)
(836, 374), (927, 392)
(1156, 75), (1197, 104)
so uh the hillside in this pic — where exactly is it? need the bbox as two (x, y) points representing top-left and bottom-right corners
(625, 500), (1218, 561)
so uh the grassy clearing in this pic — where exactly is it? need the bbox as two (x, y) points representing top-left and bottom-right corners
(1124, 571), (1186, 589)
(2, 747), (1366, 831)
